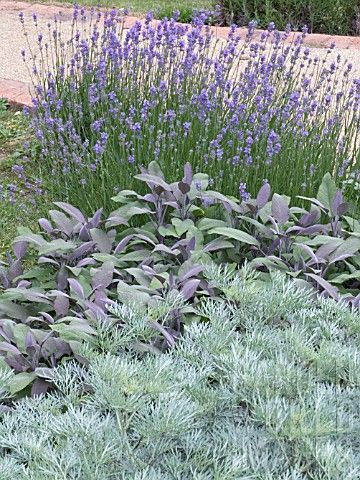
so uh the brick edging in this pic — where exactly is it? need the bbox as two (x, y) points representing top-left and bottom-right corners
(0, 78), (32, 108)
(0, 0), (359, 108)
(2, 0), (358, 47)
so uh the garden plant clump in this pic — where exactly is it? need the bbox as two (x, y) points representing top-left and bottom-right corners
(20, 7), (360, 212)
(0, 270), (359, 478)
(216, 0), (360, 36)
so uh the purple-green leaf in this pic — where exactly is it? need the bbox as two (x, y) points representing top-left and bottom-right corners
(134, 173), (172, 191)
(54, 294), (70, 317)
(31, 377), (51, 397)
(256, 182), (271, 209)
(271, 194), (289, 225)
(178, 181), (191, 194)
(90, 228), (113, 254)
(203, 238), (233, 252)
(13, 241), (28, 260)
(68, 278), (85, 299)
(317, 173), (337, 212)
(114, 235), (133, 254)
(181, 279), (201, 300)
(183, 162), (193, 184)
(306, 273), (339, 300)
(150, 321), (175, 347)
(179, 265), (204, 281)
(53, 202), (86, 223)
(92, 261), (114, 290)
(0, 342), (22, 355)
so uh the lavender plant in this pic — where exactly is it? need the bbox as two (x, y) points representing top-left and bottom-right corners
(21, 6), (360, 212)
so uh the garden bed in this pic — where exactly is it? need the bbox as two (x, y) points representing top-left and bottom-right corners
(0, 5), (359, 478)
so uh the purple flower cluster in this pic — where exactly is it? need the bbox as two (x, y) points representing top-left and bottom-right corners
(0, 160), (42, 205)
(239, 182), (250, 201)
(20, 6), (360, 209)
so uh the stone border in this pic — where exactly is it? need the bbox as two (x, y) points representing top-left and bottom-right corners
(0, 0), (359, 108)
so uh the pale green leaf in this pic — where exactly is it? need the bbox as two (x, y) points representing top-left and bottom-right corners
(209, 227), (259, 246)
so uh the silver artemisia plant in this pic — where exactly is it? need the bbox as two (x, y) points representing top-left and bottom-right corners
(0, 267), (359, 479)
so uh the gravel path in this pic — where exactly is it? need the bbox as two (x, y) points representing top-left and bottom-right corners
(0, 0), (359, 85)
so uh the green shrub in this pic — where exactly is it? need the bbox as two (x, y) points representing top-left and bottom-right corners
(0, 270), (359, 478)
(217, 0), (360, 36)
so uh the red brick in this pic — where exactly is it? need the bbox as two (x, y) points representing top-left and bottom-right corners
(0, 78), (32, 108)
(2, 1), (359, 49)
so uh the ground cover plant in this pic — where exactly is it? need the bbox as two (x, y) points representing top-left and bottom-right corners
(0, 99), (47, 255)
(0, 164), (358, 397)
(20, 7), (360, 213)
(0, 269), (359, 478)
(216, 0), (360, 36)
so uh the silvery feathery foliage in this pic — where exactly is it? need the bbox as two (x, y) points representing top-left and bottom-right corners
(0, 369), (12, 401)
(0, 269), (359, 479)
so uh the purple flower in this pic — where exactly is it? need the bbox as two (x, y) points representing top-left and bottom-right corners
(145, 11), (154, 23)
(195, 180), (202, 191)
(12, 164), (25, 177)
(93, 142), (105, 156)
(202, 196), (214, 208)
(266, 130), (281, 159)
(100, 132), (108, 144)
(183, 122), (191, 133)
(239, 182), (250, 201)
(91, 119), (104, 132)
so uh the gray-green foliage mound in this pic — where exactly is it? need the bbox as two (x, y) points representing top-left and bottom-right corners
(0, 268), (359, 479)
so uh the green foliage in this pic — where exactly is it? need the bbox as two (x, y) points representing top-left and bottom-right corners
(0, 163), (235, 394)
(217, 0), (360, 35)
(0, 100), (46, 255)
(214, 172), (360, 303)
(0, 101), (27, 146)
(0, 165), (358, 395)
(49, 0), (212, 21)
(0, 270), (359, 478)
